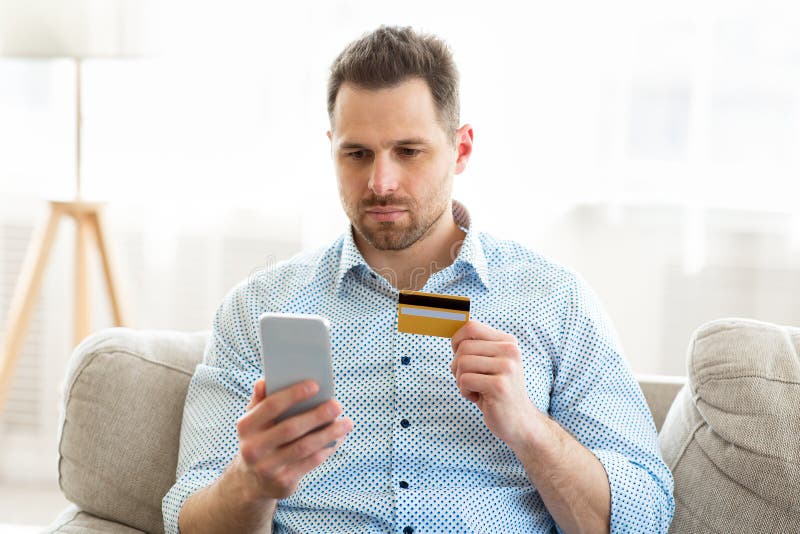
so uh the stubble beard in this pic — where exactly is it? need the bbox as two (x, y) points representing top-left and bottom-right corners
(348, 193), (450, 251)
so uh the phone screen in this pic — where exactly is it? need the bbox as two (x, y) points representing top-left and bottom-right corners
(258, 312), (334, 422)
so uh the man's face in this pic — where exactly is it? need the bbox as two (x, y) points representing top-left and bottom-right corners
(328, 78), (466, 251)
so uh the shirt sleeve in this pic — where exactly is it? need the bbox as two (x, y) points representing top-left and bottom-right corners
(162, 278), (262, 534)
(550, 272), (675, 534)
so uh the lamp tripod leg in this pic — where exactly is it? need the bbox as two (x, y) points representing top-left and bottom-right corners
(0, 204), (63, 411)
(74, 213), (91, 347)
(87, 209), (127, 327)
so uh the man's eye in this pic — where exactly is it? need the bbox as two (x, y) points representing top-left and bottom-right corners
(347, 150), (366, 160)
(398, 148), (420, 157)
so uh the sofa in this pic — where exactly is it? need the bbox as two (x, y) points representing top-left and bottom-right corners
(45, 318), (800, 533)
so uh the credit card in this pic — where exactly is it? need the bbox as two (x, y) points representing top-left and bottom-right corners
(397, 290), (470, 338)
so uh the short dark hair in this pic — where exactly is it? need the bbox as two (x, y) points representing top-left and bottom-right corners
(327, 25), (460, 138)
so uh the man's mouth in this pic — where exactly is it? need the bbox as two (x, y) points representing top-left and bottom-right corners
(365, 207), (407, 222)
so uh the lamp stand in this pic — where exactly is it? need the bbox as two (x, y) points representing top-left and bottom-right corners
(0, 201), (128, 411)
(0, 59), (128, 413)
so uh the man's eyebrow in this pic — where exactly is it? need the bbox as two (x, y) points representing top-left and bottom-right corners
(394, 137), (430, 146)
(336, 137), (432, 151)
(338, 142), (369, 150)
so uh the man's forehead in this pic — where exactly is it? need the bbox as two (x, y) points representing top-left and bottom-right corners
(331, 79), (446, 143)
(333, 80), (436, 121)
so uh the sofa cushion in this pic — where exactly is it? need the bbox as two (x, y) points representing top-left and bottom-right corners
(58, 328), (207, 534)
(46, 504), (146, 533)
(659, 318), (800, 532)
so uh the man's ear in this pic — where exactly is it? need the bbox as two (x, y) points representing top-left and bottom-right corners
(454, 124), (474, 175)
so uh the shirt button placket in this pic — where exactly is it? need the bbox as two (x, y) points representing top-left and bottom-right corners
(394, 326), (415, 530)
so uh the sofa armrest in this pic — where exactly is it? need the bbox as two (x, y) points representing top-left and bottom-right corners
(636, 373), (686, 433)
(57, 327), (208, 533)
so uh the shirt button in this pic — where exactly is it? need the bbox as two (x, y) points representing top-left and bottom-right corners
(403, 527), (414, 534)
(399, 480), (409, 489)
(400, 419), (410, 428)
(401, 356), (411, 365)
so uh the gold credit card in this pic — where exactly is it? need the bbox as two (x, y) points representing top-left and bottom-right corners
(397, 290), (470, 338)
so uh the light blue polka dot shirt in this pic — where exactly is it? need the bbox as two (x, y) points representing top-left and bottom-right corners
(162, 201), (674, 533)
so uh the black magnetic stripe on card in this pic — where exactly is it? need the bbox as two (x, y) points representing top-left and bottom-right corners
(398, 292), (470, 311)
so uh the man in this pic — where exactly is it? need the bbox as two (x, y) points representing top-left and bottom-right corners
(163, 26), (674, 533)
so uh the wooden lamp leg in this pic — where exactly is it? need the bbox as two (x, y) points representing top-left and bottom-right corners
(87, 208), (127, 327)
(0, 203), (64, 409)
(74, 213), (91, 348)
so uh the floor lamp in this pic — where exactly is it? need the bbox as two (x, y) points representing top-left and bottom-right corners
(0, 0), (158, 412)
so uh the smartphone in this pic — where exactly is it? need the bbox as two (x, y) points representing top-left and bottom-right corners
(258, 312), (334, 423)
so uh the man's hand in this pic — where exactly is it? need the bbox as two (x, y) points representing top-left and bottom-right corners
(178, 381), (354, 533)
(451, 320), (612, 534)
(235, 378), (355, 500)
(450, 320), (542, 450)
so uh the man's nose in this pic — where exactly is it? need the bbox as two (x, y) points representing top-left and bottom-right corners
(368, 152), (400, 196)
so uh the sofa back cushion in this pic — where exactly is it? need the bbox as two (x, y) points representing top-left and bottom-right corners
(659, 318), (800, 532)
(58, 328), (206, 534)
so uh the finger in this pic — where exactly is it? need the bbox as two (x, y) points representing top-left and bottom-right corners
(272, 399), (343, 446)
(280, 417), (353, 462)
(451, 320), (514, 353)
(460, 390), (480, 403)
(454, 354), (512, 381)
(247, 378), (266, 411)
(458, 372), (500, 395)
(238, 380), (319, 436)
(450, 364), (481, 402)
(451, 340), (519, 377)
(451, 353), (488, 378)
(240, 402), (347, 468)
(452, 357), (503, 402)
(279, 436), (343, 485)
(455, 339), (519, 360)
(246, 398), (343, 457)
(256, 417), (353, 475)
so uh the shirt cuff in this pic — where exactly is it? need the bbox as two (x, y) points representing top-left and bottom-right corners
(592, 449), (675, 534)
(162, 469), (221, 534)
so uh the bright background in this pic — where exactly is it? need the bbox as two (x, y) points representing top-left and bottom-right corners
(1, 0), (800, 526)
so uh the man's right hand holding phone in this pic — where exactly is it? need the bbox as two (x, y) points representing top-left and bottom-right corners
(234, 378), (354, 500)
(179, 378), (353, 533)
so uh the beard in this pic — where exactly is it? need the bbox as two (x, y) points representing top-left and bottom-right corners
(346, 192), (450, 251)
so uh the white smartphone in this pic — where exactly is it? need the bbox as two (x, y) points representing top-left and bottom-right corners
(258, 312), (334, 423)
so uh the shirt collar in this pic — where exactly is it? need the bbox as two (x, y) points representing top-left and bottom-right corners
(451, 200), (491, 290)
(335, 221), (371, 291)
(334, 199), (491, 293)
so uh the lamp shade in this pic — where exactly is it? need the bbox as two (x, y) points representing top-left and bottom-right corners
(0, 0), (159, 58)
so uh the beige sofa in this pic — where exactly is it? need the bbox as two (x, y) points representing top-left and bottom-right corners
(45, 318), (800, 533)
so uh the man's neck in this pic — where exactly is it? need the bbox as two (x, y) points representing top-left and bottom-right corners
(355, 208), (466, 291)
